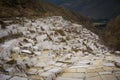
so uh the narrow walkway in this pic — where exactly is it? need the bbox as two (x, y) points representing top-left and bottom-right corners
(56, 54), (120, 80)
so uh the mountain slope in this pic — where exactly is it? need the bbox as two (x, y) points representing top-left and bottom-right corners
(47, 0), (120, 19)
(0, 0), (89, 24)
(102, 15), (120, 50)
(0, 0), (97, 33)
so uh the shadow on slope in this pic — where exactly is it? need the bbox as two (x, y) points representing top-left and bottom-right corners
(102, 15), (120, 50)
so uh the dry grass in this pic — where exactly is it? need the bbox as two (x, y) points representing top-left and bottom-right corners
(102, 15), (120, 50)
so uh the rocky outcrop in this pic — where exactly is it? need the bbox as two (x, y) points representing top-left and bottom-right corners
(0, 16), (119, 80)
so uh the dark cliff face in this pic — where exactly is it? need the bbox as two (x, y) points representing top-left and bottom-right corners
(103, 15), (120, 50)
(47, 0), (120, 19)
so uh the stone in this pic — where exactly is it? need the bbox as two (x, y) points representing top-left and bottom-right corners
(56, 77), (83, 80)
(86, 76), (102, 80)
(10, 76), (28, 80)
(63, 46), (71, 51)
(95, 53), (102, 57)
(86, 73), (98, 78)
(14, 73), (27, 77)
(104, 52), (111, 56)
(40, 24), (50, 31)
(116, 76), (120, 80)
(115, 51), (120, 55)
(33, 51), (41, 56)
(104, 63), (115, 67)
(38, 69), (44, 74)
(16, 17), (20, 19)
(105, 56), (115, 61)
(76, 68), (86, 72)
(114, 71), (120, 77)
(47, 61), (56, 65)
(114, 59), (120, 67)
(103, 67), (113, 71)
(0, 74), (11, 80)
(75, 60), (92, 65)
(34, 62), (47, 68)
(12, 47), (20, 53)
(113, 67), (120, 71)
(44, 67), (52, 71)
(70, 65), (89, 68)
(40, 72), (56, 80)
(28, 26), (36, 33)
(16, 56), (24, 65)
(27, 33), (37, 38)
(0, 24), (1, 29)
(64, 54), (73, 60)
(28, 75), (43, 80)
(65, 68), (77, 73)
(61, 73), (85, 79)
(65, 68), (86, 73)
(27, 68), (38, 75)
(0, 39), (18, 59)
(5, 67), (15, 73)
(21, 50), (32, 54)
(101, 75), (117, 80)
(87, 68), (104, 73)
(11, 29), (18, 34)
(22, 43), (32, 48)
(0, 30), (9, 38)
(84, 52), (89, 55)
(36, 34), (48, 43)
(114, 71), (120, 74)
(24, 38), (35, 45)
(55, 63), (64, 67)
(99, 71), (112, 75)
(33, 46), (39, 51)
(39, 41), (53, 50)
(55, 29), (66, 36)
(76, 51), (84, 56)
(28, 57), (38, 66)
(48, 67), (63, 75)
(62, 64), (67, 68)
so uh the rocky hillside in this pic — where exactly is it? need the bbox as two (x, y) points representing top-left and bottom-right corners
(0, 1), (120, 80)
(0, 16), (120, 80)
(102, 15), (120, 50)
(0, 0), (91, 25)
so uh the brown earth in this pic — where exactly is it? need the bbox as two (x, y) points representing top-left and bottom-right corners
(102, 15), (120, 50)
